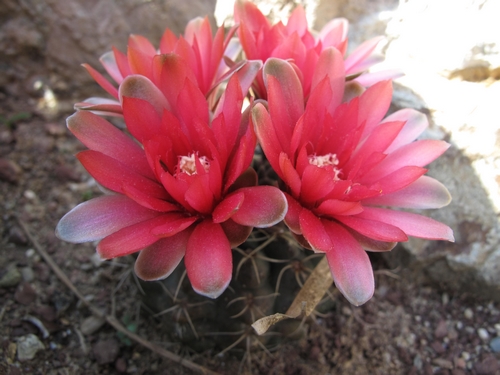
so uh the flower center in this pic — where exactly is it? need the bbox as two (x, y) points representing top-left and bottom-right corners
(178, 153), (210, 175)
(308, 153), (342, 180)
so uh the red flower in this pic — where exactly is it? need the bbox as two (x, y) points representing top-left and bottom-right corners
(234, 0), (400, 99)
(251, 52), (453, 305)
(57, 59), (287, 299)
(79, 17), (258, 115)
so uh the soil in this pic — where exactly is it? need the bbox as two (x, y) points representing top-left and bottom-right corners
(1, 96), (500, 375)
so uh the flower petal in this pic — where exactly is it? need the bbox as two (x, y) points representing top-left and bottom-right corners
(299, 209), (333, 252)
(67, 111), (155, 180)
(212, 192), (245, 223)
(283, 193), (302, 234)
(231, 186), (288, 228)
(56, 195), (160, 243)
(335, 215), (408, 242)
(384, 109), (429, 153)
(119, 75), (170, 117)
(97, 215), (173, 259)
(134, 229), (192, 281)
(185, 220), (232, 298)
(220, 219), (252, 247)
(323, 220), (375, 306)
(363, 176), (452, 209)
(82, 63), (118, 99)
(359, 207), (455, 241)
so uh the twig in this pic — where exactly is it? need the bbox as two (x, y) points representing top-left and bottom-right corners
(16, 217), (220, 375)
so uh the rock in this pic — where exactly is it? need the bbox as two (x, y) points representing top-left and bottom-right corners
(0, 158), (22, 183)
(478, 328), (490, 341)
(434, 319), (448, 339)
(20, 267), (35, 282)
(0, 267), (22, 288)
(14, 283), (37, 305)
(490, 336), (500, 353)
(474, 355), (500, 375)
(80, 315), (106, 335)
(8, 225), (28, 245)
(17, 333), (45, 361)
(115, 357), (127, 373)
(92, 338), (120, 365)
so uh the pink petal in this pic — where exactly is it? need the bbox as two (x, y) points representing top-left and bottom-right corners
(300, 164), (336, 204)
(264, 58), (304, 154)
(335, 215), (408, 242)
(76, 150), (168, 199)
(279, 153), (301, 198)
(283, 192), (302, 234)
(97, 215), (171, 259)
(184, 175), (215, 215)
(358, 80), (393, 137)
(344, 36), (383, 74)
(372, 166), (428, 195)
(220, 219), (252, 247)
(134, 229), (191, 281)
(323, 220), (375, 306)
(82, 63), (118, 99)
(122, 183), (178, 212)
(150, 214), (197, 237)
(121, 96), (163, 144)
(361, 140), (451, 183)
(318, 18), (348, 50)
(119, 75), (170, 117)
(67, 111), (155, 180)
(226, 167), (258, 193)
(299, 209), (333, 252)
(363, 175), (451, 209)
(384, 109), (429, 153)
(56, 195), (160, 243)
(311, 47), (346, 111)
(315, 199), (364, 216)
(185, 220), (232, 298)
(347, 229), (397, 252)
(286, 5), (307, 35)
(230, 186), (288, 228)
(252, 102), (284, 180)
(74, 98), (124, 117)
(359, 207), (455, 241)
(99, 51), (123, 84)
(354, 69), (404, 87)
(212, 192), (245, 223)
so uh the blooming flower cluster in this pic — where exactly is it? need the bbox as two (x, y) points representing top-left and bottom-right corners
(57, 0), (453, 305)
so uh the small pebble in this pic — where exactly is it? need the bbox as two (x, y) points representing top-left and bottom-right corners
(17, 333), (45, 361)
(434, 320), (448, 339)
(464, 308), (474, 319)
(93, 339), (120, 365)
(81, 315), (106, 335)
(20, 267), (35, 282)
(478, 328), (490, 340)
(489, 336), (500, 353)
(0, 267), (22, 288)
(474, 354), (499, 374)
(461, 352), (471, 361)
(14, 283), (37, 305)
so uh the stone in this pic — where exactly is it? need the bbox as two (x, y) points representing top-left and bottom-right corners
(489, 336), (500, 353)
(80, 315), (106, 335)
(92, 338), (120, 365)
(14, 283), (37, 305)
(0, 267), (22, 288)
(17, 333), (45, 361)
(0, 158), (22, 183)
(474, 355), (500, 375)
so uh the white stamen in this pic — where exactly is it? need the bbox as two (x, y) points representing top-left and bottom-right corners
(178, 153), (210, 175)
(308, 153), (342, 180)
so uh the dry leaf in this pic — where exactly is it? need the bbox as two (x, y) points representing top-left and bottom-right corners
(251, 256), (333, 335)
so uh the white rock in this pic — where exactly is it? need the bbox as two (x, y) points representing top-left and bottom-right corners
(17, 334), (45, 361)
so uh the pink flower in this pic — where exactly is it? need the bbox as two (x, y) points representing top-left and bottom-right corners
(251, 53), (453, 306)
(234, 0), (400, 99)
(79, 17), (256, 115)
(56, 60), (287, 299)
